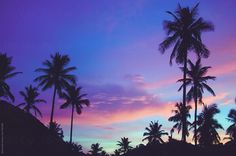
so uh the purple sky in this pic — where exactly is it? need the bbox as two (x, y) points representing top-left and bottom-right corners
(1, 0), (236, 153)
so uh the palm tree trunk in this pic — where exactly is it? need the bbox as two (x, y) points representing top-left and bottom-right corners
(182, 53), (187, 142)
(50, 86), (57, 127)
(70, 104), (74, 144)
(194, 94), (198, 145)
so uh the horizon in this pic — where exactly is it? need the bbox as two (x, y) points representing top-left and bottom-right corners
(1, 0), (236, 153)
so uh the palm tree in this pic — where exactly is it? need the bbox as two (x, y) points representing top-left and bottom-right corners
(0, 53), (21, 102)
(47, 121), (64, 138)
(117, 137), (132, 154)
(89, 143), (103, 156)
(17, 85), (46, 117)
(34, 53), (76, 126)
(113, 149), (120, 156)
(178, 59), (215, 145)
(168, 102), (191, 139)
(142, 121), (168, 144)
(226, 109), (236, 142)
(159, 3), (214, 142)
(60, 85), (90, 144)
(66, 142), (82, 153)
(196, 104), (223, 146)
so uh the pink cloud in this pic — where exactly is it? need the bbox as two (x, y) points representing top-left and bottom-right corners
(210, 61), (236, 76)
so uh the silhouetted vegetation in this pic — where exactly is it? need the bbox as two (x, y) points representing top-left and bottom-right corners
(178, 59), (216, 144)
(159, 3), (214, 142)
(168, 102), (191, 138)
(17, 85), (46, 117)
(34, 52), (76, 126)
(142, 121), (168, 144)
(0, 53), (21, 102)
(1, 2), (236, 156)
(89, 143), (103, 156)
(117, 137), (133, 154)
(60, 84), (90, 144)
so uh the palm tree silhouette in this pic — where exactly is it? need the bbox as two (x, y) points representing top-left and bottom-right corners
(66, 142), (82, 153)
(168, 102), (191, 139)
(17, 85), (46, 117)
(0, 53), (21, 102)
(159, 3), (214, 142)
(113, 149), (120, 156)
(226, 109), (236, 142)
(60, 85), (90, 144)
(178, 59), (215, 145)
(47, 121), (64, 139)
(142, 121), (168, 144)
(196, 104), (223, 146)
(89, 143), (103, 156)
(117, 137), (132, 154)
(34, 53), (76, 126)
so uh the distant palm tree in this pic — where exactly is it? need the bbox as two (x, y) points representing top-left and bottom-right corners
(196, 104), (223, 146)
(0, 53), (21, 102)
(117, 137), (132, 154)
(226, 109), (236, 142)
(34, 53), (76, 126)
(142, 121), (168, 144)
(178, 59), (215, 145)
(113, 149), (120, 156)
(168, 102), (191, 138)
(89, 143), (103, 156)
(47, 121), (64, 138)
(159, 3), (214, 142)
(101, 150), (109, 156)
(17, 85), (46, 117)
(60, 85), (90, 144)
(66, 142), (82, 153)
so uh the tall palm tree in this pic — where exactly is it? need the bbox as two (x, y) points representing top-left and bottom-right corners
(117, 137), (132, 154)
(226, 109), (236, 142)
(47, 121), (64, 139)
(17, 85), (46, 117)
(89, 143), (103, 156)
(196, 104), (223, 146)
(0, 53), (21, 102)
(60, 85), (90, 144)
(34, 53), (76, 126)
(168, 102), (191, 138)
(159, 3), (214, 142)
(142, 121), (168, 144)
(178, 59), (215, 145)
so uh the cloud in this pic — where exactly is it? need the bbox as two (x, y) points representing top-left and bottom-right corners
(210, 61), (236, 77)
(39, 82), (175, 126)
(124, 74), (177, 90)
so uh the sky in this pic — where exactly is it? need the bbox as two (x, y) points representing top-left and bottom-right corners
(1, 0), (236, 153)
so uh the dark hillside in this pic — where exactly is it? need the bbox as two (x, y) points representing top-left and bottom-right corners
(0, 100), (83, 156)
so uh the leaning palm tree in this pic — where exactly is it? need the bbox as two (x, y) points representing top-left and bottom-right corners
(89, 143), (103, 156)
(226, 109), (236, 142)
(34, 53), (76, 126)
(168, 102), (191, 138)
(142, 121), (168, 144)
(17, 85), (46, 117)
(117, 137), (132, 154)
(60, 85), (90, 144)
(0, 53), (21, 102)
(178, 59), (215, 145)
(196, 104), (223, 146)
(159, 3), (214, 142)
